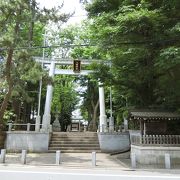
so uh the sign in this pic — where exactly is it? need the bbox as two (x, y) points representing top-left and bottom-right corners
(73, 60), (81, 72)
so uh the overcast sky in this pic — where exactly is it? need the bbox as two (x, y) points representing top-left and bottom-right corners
(36, 0), (87, 25)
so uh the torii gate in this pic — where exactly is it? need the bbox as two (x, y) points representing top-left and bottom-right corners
(34, 57), (111, 132)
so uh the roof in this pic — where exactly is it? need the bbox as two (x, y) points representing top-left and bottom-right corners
(129, 110), (180, 120)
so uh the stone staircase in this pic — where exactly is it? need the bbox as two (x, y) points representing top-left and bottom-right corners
(48, 132), (101, 153)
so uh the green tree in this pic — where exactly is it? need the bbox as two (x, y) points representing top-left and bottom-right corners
(83, 0), (180, 114)
(0, 0), (70, 127)
(52, 75), (78, 131)
(46, 22), (104, 131)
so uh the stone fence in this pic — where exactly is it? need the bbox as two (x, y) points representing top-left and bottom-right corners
(7, 123), (52, 132)
(131, 134), (180, 146)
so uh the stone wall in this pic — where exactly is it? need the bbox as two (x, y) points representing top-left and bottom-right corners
(98, 132), (130, 153)
(131, 145), (180, 164)
(6, 131), (50, 152)
(0, 132), (6, 149)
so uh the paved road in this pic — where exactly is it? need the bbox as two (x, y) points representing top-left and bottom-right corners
(0, 166), (180, 180)
(4, 153), (128, 169)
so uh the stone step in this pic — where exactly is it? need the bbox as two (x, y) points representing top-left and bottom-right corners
(51, 137), (98, 140)
(49, 132), (100, 153)
(49, 144), (100, 147)
(51, 138), (98, 142)
(52, 132), (97, 135)
(48, 149), (101, 153)
(51, 135), (97, 139)
(48, 147), (100, 150)
(50, 141), (99, 144)
(51, 135), (98, 138)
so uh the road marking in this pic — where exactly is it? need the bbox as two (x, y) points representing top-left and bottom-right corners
(0, 170), (180, 179)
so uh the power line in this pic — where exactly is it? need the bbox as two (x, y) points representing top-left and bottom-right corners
(0, 44), (96, 51)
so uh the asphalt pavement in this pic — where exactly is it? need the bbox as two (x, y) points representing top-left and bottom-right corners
(0, 152), (180, 180)
(3, 152), (180, 169)
(2, 152), (128, 169)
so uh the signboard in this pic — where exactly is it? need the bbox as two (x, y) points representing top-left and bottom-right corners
(73, 60), (81, 72)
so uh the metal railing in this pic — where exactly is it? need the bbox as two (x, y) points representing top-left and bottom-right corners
(131, 134), (180, 146)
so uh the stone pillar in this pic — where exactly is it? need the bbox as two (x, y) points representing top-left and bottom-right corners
(42, 61), (55, 132)
(35, 115), (41, 132)
(124, 117), (128, 131)
(131, 153), (136, 169)
(92, 151), (96, 167)
(99, 82), (107, 132)
(109, 116), (114, 132)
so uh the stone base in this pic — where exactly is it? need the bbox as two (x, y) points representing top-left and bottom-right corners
(98, 132), (130, 153)
(131, 145), (180, 165)
(6, 131), (50, 152)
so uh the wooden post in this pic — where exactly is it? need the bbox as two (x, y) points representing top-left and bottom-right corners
(140, 120), (143, 135)
(79, 119), (81, 132)
(143, 121), (146, 135)
(159, 135), (162, 144)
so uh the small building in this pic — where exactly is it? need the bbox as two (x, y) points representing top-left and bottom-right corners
(129, 110), (180, 135)
(129, 110), (180, 166)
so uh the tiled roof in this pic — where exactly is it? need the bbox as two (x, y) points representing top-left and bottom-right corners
(129, 111), (180, 120)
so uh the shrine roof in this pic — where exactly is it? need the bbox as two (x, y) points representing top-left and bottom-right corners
(129, 110), (180, 120)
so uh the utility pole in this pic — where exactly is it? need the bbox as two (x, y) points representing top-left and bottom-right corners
(35, 30), (46, 132)
(109, 60), (114, 132)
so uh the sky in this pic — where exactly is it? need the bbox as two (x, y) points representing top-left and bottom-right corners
(36, 0), (87, 25)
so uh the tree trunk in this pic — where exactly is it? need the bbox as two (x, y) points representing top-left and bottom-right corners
(91, 99), (99, 132)
(12, 99), (21, 123)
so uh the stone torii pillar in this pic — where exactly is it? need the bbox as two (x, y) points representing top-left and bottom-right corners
(42, 61), (55, 132)
(99, 82), (107, 132)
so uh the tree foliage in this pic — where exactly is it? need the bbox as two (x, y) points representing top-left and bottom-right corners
(0, 0), (70, 127)
(83, 0), (180, 118)
(52, 75), (78, 132)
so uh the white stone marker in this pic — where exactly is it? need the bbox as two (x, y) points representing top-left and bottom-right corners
(56, 150), (61, 165)
(165, 153), (171, 169)
(131, 153), (136, 169)
(0, 149), (6, 163)
(21, 150), (27, 164)
(92, 151), (96, 167)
